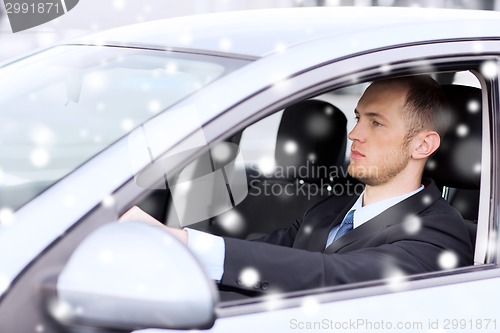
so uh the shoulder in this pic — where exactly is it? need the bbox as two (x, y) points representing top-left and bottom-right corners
(418, 180), (464, 223)
(419, 196), (467, 233)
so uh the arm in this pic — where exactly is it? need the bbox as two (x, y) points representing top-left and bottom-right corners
(221, 213), (473, 293)
(249, 217), (301, 247)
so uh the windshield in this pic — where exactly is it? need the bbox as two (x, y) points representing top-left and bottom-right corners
(0, 45), (249, 211)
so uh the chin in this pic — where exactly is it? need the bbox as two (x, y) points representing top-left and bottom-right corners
(348, 164), (381, 186)
(348, 163), (371, 177)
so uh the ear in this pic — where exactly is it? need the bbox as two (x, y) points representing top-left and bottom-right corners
(411, 131), (440, 160)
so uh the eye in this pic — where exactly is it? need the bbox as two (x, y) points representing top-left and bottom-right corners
(354, 116), (360, 123)
(371, 120), (383, 127)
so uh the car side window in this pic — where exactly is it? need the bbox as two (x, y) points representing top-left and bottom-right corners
(170, 72), (482, 242)
(158, 71), (485, 248)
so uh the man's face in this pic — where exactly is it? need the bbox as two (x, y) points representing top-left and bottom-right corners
(347, 82), (412, 186)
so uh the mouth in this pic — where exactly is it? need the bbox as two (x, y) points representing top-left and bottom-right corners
(350, 149), (365, 159)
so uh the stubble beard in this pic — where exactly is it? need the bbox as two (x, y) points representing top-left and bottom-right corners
(348, 141), (411, 186)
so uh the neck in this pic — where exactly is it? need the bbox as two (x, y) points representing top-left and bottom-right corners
(362, 169), (423, 206)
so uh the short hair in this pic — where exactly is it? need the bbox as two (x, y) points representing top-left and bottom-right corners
(377, 75), (450, 141)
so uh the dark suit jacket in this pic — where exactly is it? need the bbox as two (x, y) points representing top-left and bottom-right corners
(220, 179), (473, 293)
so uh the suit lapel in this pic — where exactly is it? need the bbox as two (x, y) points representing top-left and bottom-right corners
(324, 179), (442, 253)
(306, 196), (358, 252)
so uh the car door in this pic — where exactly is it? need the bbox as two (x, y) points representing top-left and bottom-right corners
(1, 41), (500, 333)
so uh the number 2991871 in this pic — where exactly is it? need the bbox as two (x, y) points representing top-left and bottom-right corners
(5, 2), (61, 14)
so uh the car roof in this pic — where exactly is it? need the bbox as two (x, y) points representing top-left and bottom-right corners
(74, 6), (500, 59)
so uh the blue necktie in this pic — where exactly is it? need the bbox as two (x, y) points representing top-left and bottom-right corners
(325, 210), (355, 248)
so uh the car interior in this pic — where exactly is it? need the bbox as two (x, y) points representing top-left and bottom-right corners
(133, 69), (483, 297)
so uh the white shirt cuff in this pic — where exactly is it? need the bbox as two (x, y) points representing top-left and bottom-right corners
(185, 228), (225, 282)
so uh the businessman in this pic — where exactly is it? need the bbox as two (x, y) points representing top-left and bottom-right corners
(122, 75), (473, 293)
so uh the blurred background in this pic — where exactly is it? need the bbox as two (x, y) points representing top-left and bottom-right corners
(0, 0), (499, 62)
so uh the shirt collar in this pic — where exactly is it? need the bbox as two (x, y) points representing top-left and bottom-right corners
(349, 185), (424, 229)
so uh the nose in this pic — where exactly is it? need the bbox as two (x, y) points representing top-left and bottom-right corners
(348, 121), (365, 143)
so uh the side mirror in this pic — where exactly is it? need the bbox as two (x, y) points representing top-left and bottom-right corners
(50, 221), (218, 331)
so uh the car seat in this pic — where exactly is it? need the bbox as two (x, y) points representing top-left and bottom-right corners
(424, 84), (482, 250)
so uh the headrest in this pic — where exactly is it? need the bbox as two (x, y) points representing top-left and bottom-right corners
(424, 85), (482, 189)
(275, 100), (347, 180)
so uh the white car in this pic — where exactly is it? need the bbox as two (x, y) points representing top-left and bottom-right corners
(0, 6), (499, 333)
